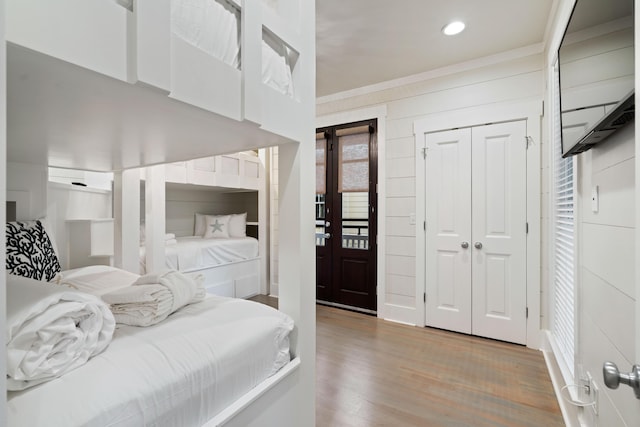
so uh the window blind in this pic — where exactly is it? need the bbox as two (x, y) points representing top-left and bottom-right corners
(337, 129), (370, 193)
(552, 63), (575, 379)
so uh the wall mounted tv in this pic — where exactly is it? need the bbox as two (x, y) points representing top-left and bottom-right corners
(558, 0), (634, 158)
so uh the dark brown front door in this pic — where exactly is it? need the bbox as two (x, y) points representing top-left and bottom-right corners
(316, 119), (377, 312)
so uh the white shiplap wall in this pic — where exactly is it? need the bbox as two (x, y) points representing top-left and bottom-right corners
(318, 52), (545, 324)
(576, 125), (640, 427)
(141, 186), (258, 238)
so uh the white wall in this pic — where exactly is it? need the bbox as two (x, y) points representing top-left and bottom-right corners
(150, 186), (258, 237)
(46, 182), (112, 270)
(317, 52), (545, 325)
(0, 0), (7, 421)
(575, 125), (639, 426)
(542, 1), (640, 425)
(7, 162), (47, 220)
(269, 147), (280, 296)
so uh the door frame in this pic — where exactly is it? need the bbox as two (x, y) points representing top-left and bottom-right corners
(317, 105), (388, 318)
(316, 120), (378, 312)
(414, 99), (542, 349)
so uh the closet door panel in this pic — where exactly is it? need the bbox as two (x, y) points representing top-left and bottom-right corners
(425, 128), (472, 334)
(471, 121), (527, 344)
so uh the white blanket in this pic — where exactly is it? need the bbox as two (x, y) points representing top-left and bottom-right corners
(102, 270), (205, 326)
(6, 274), (116, 391)
(139, 236), (259, 273)
(8, 296), (294, 426)
(58, 265), (139, 296)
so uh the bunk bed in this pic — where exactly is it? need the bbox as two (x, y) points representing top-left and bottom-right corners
(3, 0), (316, 425)
(139, 228), (262, 298)
(139, 150), (269, 298)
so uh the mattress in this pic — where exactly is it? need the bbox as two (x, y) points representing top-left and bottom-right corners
(139, 236), (259, 273)
(8, 295), (293, 426)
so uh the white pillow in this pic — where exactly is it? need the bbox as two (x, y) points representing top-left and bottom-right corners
(228, 212), (247, 238)
(203, 215), (231, 238)
(194, 213), (207, 236)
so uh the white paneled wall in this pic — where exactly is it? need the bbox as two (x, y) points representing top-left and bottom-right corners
(143, 186), (258, 237)
(318, 53), (544, 324)
(576, 124), (640, 427)
(385, 135), (416, 310)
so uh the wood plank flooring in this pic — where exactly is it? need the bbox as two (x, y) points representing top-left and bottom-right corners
(250, 296), (563, 427)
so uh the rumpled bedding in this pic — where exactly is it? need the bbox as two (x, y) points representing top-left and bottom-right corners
(102, 269), (206, 326)
(6, 274), (115, 391)
(8, 295), (294, 426)
(139, 236), (259, 273)
(171, 0), (241, 68)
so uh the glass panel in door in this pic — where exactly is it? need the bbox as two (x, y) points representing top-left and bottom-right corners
(341, 192), (368, 250)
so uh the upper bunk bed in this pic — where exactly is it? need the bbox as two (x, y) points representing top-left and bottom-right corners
(6, 0), (310, 171)
(3, 0), (316, 425)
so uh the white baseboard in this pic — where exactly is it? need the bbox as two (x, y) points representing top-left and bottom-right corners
(542, 331), (582, 427)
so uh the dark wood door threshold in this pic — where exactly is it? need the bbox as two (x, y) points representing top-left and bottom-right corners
(316, 299), (377, 316)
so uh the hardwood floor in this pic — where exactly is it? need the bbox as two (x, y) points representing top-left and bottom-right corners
(250, 296), (564, 426)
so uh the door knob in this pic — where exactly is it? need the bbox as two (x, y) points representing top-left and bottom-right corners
(461, 241), (469, 249)
(474, 242), (483, 249)
(323, 233), (331, 239)
(325, 221), (331, 227)
(603, 361), (640, 399)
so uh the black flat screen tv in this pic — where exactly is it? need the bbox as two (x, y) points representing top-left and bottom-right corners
(558, 0), (634, 158)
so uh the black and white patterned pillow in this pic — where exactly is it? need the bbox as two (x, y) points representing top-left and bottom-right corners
(6, 220), (61, 281)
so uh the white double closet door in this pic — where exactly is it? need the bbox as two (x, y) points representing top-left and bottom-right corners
(425, 120), (527, 344)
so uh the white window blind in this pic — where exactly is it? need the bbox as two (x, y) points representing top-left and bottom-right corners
(337, 126), (370, 193)
(552, 63), (575, 379)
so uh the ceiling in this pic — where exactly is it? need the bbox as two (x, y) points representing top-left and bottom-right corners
(316, 0), (556, 97)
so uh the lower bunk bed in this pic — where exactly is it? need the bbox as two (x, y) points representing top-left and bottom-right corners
(6, 264), (298, 426)
(140, 212), (262, 299)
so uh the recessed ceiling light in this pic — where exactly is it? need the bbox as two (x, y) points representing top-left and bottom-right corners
(442, 21), (465, 36)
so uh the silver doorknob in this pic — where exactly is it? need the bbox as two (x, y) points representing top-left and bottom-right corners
(461, 241), (469, 249)
(603, 361), (640, 399)
(325, 221), (331, 227)
(323, 233), (331, 239)
(474, 242), (483, 249)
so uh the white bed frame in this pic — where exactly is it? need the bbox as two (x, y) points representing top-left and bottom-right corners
(182, 257), (261, 299)
(2, 0), (316, 425)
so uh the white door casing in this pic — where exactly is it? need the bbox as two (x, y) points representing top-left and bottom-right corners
(424, 121), (527, 344)
(425, 128), (472, 334)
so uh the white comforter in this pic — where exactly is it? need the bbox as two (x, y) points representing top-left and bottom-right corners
(8, 295), (294, 426)
(6, 274), (116, 391)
